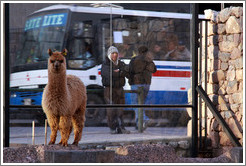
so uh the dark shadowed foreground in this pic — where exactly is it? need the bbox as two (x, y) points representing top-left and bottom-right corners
(3, 144), (233, 163)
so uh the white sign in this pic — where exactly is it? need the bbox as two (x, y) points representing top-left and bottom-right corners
(113, 31), (123, 43)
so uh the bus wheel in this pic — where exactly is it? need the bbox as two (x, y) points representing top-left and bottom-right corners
(85, 94), (106, 126)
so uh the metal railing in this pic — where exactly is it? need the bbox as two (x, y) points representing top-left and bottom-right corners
(196, 86), (241, 147)
(9, 87), (192, 133)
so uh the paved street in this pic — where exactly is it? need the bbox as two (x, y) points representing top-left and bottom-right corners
(10, 126), (188, 146)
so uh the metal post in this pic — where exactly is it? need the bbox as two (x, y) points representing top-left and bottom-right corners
(221, 3), (225, 10)
(199, 20), (203, 150)
(137, 87), (144, 133)
(45, 119), (48, 145)
(204, 20), (208, 148)
(32, 121), (35, 145)
(4, 3), (10, 147)
(191, 3), (199, 157)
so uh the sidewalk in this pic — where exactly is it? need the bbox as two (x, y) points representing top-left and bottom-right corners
(10, 126), (189, 146)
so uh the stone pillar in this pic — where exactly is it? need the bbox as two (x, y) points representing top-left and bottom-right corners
(203, 7), (243, 149)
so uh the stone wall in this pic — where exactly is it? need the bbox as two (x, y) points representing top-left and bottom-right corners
(203, 7), (243, 148)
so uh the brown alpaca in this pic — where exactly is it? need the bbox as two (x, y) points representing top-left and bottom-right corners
(42, 49), (87, 146)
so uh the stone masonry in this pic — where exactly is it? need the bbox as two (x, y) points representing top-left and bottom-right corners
(203, 7), (243, 148)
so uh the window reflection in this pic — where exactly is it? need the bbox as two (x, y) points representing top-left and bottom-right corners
(68, 21), (97, 69)
(102, 16), (191, 61)
(15, 26), (65, 65)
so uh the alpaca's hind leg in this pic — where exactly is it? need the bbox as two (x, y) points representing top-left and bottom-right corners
(47, 114), (59, 145)
(59, 116), (72, 146)
(72, 106), (86, 145)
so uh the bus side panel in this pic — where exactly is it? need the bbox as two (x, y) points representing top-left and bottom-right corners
(10, 91), (43, 105)
(125, 90), (188, 105)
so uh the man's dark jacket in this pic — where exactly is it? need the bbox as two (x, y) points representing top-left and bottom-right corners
(128, 55), (157, 85)
(101, 57), (129, 88)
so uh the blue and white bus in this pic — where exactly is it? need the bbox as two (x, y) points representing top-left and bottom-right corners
(10, 4), (204, 125)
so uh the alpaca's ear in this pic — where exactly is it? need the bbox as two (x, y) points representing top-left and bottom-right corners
(62, 49), (68, 56)
(48, 49), (53, 56)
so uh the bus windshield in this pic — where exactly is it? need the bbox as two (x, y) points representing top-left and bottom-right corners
(15, 12), (68, 66)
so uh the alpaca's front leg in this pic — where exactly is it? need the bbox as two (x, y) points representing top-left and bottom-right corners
(59, 116), (72, 146)
(47, 114), (60, 145)
(72, 106), (86, 145)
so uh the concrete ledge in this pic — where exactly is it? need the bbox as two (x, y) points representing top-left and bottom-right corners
(44, 150), (115, 163)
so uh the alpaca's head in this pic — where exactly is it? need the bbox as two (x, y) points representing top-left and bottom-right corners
(48, 49), (67, 73)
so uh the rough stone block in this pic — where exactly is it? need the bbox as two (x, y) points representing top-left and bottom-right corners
(217, 23), (226, 34)
(218, 8), (231, 23)
(226, 80), (237, 94)
(207, 84), (219, 94)
(168, 141), (178, 148)
(238, 81), (243, 92)
(219, 41), (238, 53)
(228, 59), (240, 69)
(209, 35), (219, 45)
(178, 140), (190, 150)
(235, 69), (243, 81)
(211, 119), (220, 131)
(239, 15), (243, 32)
(210, 131), (219, 148)
(228, 94), (234, 104)
(218, 34), (224, 42)
(224, 147), (243, 163)
(207, 108), (214, 118)
(238, 42), (243, 52)
(233, 34), (241, 46)
(218, 87), (226, 95)
(209, 94), (218, 105)
(210, 70), (225, 83)
(218, 51), (230, 62)
(220, 104), (230, 111)
(230, 48), (241, 59)
(235, 111), (242, 122)
(208, 22), (217, 36)
(232, 92), (243, 104)
(218, 95), (226, 105)
(231, 7), (243, 17)
(208, 45), (219, 59)
(226, 16), (241, 34)
(187, 120), (192, 137)
(228, 117), (243, 138)
(44, 150), (115, 163)
(226, 67), (236, 81)
(230, 104), (239, 112)
(220, 62), (228, 71)
(219, 131), (232, 146)
(210, 59), (221, 70)
(204, 9), (219, 22)
(235, 57), (243, 69)
(226, 34), (234, 42)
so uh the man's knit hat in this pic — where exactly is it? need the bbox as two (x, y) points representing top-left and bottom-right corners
(107, 46), (119, 56)
(107, 46), (119, 65)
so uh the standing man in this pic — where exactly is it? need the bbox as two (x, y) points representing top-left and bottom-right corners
(128, 46), (157, 130)
(101, 46), (130, 134)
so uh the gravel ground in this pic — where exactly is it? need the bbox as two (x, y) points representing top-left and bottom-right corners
(3, 144), (232, 163)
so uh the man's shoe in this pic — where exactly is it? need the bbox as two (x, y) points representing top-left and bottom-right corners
(121, 128), (130, 134)
(135, 121), (148, 131)
(143, 120), (150, 131)
(110, 129), (118, 134)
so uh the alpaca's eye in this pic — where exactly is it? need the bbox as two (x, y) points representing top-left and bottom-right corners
(59, 60), (64, 63)
(50, 60), (55, 63)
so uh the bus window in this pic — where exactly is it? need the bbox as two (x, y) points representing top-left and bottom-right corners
(15, 12), (68, 66)
(68, 38), (96, 69)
